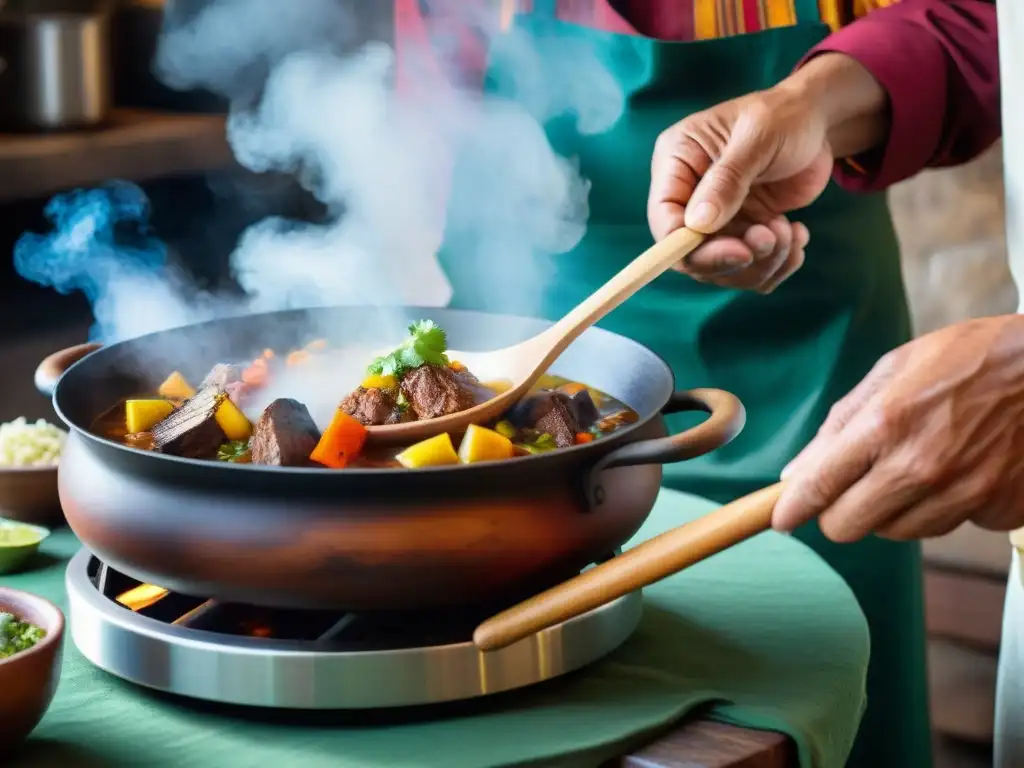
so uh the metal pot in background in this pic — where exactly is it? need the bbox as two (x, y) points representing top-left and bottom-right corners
(0, 0), (114, 132)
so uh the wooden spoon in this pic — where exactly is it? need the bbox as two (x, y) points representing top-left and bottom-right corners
(472, 482), (784, 651)
(365, 227), (705, 445)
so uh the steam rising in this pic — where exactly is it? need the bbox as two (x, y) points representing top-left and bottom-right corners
(14, 183), (231, 341)
(15, 0), (628, 354)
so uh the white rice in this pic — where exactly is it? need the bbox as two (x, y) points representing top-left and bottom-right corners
(0, 417), (67, 467)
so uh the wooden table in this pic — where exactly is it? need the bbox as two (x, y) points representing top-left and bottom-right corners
(615, 719), (795, 768)
(0, 109), (233, 204)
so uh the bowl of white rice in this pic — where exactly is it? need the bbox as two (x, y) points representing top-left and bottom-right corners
(0, 418), (66, 526)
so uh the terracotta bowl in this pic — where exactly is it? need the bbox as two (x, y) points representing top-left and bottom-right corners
(0, 465), (63, 527)
(0, 588), (65, 743)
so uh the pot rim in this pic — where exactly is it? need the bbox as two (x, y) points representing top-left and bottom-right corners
(53, 309), (678, 477)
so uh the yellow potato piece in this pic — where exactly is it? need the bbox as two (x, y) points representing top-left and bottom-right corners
(361, 374), (398, 391)
(157, 371), (196, 400)
(125, 399), (175, 434)
(457, 424), (513, 464)
(215, 398), (252, 441)
(481, 379), (513, 394)
(396, 433), (460, 469)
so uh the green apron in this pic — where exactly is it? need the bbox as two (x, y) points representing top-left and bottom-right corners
(439, 1), (931, 764)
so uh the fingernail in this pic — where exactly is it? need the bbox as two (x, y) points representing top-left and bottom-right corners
(713, 259), (751, 276)
(687, 202), (719, 232)
(780, 462), (793, 480)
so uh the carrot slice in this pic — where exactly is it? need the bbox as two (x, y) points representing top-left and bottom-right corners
(241, 357), (269, 386)
(310, 409), (368, 468)
(575, 432), (594, 444)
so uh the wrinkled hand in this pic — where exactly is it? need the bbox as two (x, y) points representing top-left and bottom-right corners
(648, 85), (833, 293)
(773, 315), (1024, 541)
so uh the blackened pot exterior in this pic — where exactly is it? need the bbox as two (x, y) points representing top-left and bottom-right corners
(46, 307), (745, 611)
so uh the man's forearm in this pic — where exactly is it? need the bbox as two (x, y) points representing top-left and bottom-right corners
(776, 52), (889, 160)
(782, 0), (1000, 193)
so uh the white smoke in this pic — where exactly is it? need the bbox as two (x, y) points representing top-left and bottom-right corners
(18, 0), (629, 358)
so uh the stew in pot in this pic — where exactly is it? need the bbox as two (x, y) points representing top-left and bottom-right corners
(91, 320), (639, 469)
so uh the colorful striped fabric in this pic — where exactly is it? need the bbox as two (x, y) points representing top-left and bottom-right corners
(489, 0), (905, 39)
(397, 0), (907, 91)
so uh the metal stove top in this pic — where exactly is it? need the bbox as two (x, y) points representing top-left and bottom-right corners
(66, 549), (642, 709)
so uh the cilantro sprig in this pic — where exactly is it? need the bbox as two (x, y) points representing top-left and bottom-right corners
(217, 440), (251, 462)
(367, 320), (450, 377)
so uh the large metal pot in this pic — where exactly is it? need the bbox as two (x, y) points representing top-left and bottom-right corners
(36, 307), (745, 612)
(0, 0), (114, 132)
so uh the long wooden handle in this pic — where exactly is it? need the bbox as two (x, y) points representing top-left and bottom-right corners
(473, 482), (784, 651)
(537, 227), (705, 370)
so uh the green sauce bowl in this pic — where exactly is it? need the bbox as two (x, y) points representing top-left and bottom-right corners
(0, 520), (51, 574)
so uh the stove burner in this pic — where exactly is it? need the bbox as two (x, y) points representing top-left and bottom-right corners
(66, 550), (643, 709)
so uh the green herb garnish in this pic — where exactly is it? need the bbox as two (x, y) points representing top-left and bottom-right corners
(367, 320), (450, 378)
(0, 612), (45, 659)
(516, 433), (558, 455)
(217, 440), (251, 462)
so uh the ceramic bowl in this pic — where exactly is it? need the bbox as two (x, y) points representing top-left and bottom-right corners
(0, 519), (51, 574)
(0, 465), (63, 527)
(0, 588), (65, 743)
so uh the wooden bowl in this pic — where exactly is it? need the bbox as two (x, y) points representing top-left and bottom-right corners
(0, 466), (63, 528)
(0, 588), (65, 743)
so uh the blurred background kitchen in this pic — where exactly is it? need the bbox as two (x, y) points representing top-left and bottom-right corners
(0, 1), (1011, 765)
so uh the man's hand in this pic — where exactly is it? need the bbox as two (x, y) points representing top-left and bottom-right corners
(773, 315), (1024, 541)
(648, 53), (889, 293)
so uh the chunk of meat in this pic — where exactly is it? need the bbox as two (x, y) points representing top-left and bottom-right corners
(400, 365), (482, 420)
(534, 397), (579, 447)
(201, 363), (243, 392)
(567, 389), (599, 431)
(507, 391), (581, 447)
(250, 398), (322, 466)
(340, 387), (410, 426)
(150, 386), (226, 458)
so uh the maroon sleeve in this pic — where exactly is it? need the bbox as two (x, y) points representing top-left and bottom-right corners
(802, 0), (1000, 193)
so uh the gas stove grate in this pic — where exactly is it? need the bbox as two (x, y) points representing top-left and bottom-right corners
(88, 556), (544, 650)
(69, 549), (643, 708)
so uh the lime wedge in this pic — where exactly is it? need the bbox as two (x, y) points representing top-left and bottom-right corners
(0, 523), (46, 548)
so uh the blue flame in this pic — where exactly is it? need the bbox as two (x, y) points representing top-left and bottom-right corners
(14, 181), (169, 341)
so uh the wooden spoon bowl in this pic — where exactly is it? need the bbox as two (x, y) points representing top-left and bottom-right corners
(364, 227), (705, 445)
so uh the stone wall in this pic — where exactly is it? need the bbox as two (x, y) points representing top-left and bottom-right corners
(889, 142), (1017, 334)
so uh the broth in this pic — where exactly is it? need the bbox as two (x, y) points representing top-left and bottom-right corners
(90, 321), (640, 470)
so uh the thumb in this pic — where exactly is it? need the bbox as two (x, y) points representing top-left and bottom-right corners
(685, 134), (766, 233)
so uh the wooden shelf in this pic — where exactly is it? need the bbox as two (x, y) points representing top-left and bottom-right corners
(0, 109), (234, 204)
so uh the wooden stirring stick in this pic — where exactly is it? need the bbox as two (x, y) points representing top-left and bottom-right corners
(365, 227), (706, 445)
(473, 482), (785, 651)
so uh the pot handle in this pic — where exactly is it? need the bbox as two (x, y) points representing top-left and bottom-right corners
(473, 482), (784, 652)
(586, 388), (745, 507)
(35, 343), (104, 397)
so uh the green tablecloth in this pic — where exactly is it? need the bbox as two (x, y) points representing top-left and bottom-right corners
(6, 490), (868, 768)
